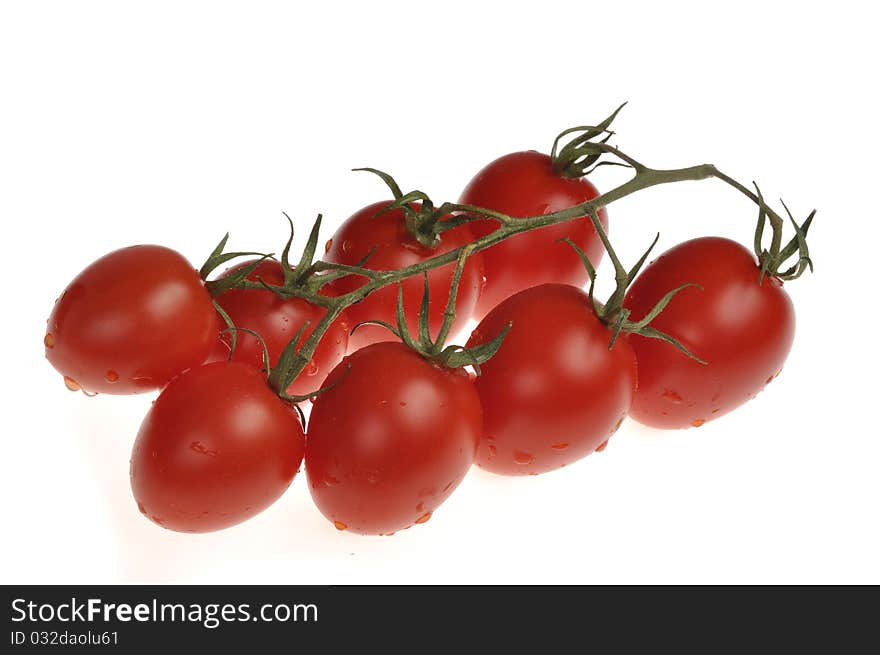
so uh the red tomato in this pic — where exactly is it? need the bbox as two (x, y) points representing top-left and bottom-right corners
(45, 245), (219, 394)
(459, 151), (608, 319)
(623, 237), (796, 429)
(325, 202), (484, 352)
(306, 342), (480, 535)
(130, 362), (305, 532)
(208, 260), (349, 397)
(467, 284), (636, 475)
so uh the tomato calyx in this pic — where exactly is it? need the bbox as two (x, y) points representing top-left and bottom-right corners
(751, 184), (815, 283)
(564, 215), (706, 363)
(354, 247), (510, 374)
(550, 103), (631, 179)
(353, 167), (451, 249)
(202, 214), (349, 304)
(199, 234), (274, 296)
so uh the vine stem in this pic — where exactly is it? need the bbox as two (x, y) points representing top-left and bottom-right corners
(232, 144), (791, 390)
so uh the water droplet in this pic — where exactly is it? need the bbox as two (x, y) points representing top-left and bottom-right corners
(416, 501), (424, 512)
(551, 442), (569, 450)
(711, 408), (721, 414)
(63, 376), (80, 391)
(399, 400), (407, 407)
(470, 329), (483, 344)
(44, 333), (55, 349)
(442, 479), (455, 492)
(765, 375), (774, 384)
(378, 399), (389, 407)
(612, 415), (625, 433)
(480, 275), (488, 291)
(691, 418), (705, 428)
(513, 450), (534, 465)
(105, 370), (119, 383)
(342, 239), (354, 253)
(324, 238), (333, 253)
(81, 389), (98, 397)
(595, 439), (609, 453)
(305, 360), (319, 376)
(190, 441), (218, 457)
(151, 515), (164, 525)
(151, 450), (158, 460)
(333, 520), (347, 531)
(338, 320), (350, 333)
(415, 512), (432, 524)
(662, 389), (683, 404)
(487, 445), (498, 457)
(711, 391), (721, 402)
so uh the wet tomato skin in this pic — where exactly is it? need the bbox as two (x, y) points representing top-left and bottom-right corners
(130, 362), (305, 533)
(459, 151), (608, 319)
(208, 260), (349, 397)
(306, 342), (481, 535)
(623, 236), (796, 429)
(467, 284), (637, 476)
(45, 245), (219, 394)
(325, 201), (484, 352)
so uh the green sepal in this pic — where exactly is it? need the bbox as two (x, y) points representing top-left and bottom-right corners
(551, 103), (628, 178)
(439, 322), (512, 375)
(199, 232), (273, 285)
(204, 253), (275, 297)
(220, 326), (272, 372)
(636, 326), (707, 365)
(266, 321), (311, 395)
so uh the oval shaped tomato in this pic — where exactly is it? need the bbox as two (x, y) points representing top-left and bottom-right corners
(325, 201), (484, 352)
(467, 284), (636, 475)
(623, 236), (796, 429)
(130, 362), (305, 532)
(45, 245), (219, 394)
(306, 342), (480, 535)
(459, 151), (609, 319)
(208, 260), (349, 397)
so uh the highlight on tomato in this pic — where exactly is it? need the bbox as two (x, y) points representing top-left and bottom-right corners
(325, 170), (484, 352)
(44, 245), (219, 395)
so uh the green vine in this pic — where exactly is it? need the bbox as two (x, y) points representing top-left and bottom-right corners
(201, 108), (815, 397)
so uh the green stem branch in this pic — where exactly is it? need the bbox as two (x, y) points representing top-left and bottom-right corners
(225, 145), (795, 390)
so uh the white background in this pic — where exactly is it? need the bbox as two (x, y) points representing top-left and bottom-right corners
(1, 1), (877, 584)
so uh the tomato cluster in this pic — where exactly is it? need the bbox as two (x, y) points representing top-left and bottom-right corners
(44, 124), (805, 536)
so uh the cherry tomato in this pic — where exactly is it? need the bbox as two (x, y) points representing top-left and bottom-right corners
(467, 284), (636, 475)
(306, 342), (480, 535)
(207, 260), (349, 397)
(459, 151), (608, 319)
(45, 245), (219, 394)
(325, 202), (484, 352)
(623, 236), (796, 429)
(130, 362), (305, 532)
